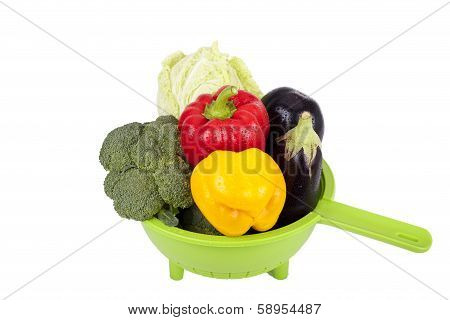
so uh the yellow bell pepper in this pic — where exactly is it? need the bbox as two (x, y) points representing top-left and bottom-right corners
(190, 148), (286, 236)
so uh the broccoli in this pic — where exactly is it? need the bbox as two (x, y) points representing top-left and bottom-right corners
(106, 168), (165, 220)
(180, 205), (222, 236)
(157, 206), (180, 227)
(132, 119), (182, 171)
(153, 158), (193, 209)
(99, 115), (193, 225)
(153, 114), (179, 126)
(99, 122), (142, 171)
(104, 170), (121, 199)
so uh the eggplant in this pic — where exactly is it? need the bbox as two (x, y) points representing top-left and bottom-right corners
(262, 87), (324, 227)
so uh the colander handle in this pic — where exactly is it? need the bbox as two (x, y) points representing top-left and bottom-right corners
(314, 199), (432, 253)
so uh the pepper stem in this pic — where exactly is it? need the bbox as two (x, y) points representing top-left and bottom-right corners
(203, 86), (238, 120)
(276, 111), (322, 176)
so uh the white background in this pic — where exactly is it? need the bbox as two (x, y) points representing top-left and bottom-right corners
(0, 0), (449, 319)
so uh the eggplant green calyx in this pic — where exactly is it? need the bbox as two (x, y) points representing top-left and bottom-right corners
(276, 111), (322, 175)
(203, 86), (238, 120)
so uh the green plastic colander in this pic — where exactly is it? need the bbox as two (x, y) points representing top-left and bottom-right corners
(142, 161), (432, 280)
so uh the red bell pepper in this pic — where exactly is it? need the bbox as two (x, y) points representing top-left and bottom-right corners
(178, 85), (269, 167)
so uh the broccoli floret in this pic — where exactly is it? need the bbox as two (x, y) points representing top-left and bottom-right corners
(132, 123), (160, 171)
(153, 158), (193, 209)
(99, 122), (142, 171)
(180, 205), (221, 235)
(99, 116), (193, 226)
(153, 114), (178, 126)
(109, 168), (165, 221)
(132, 120), (181, 171)
(104, 170), (121, 199)
(156, 122), (183, 159)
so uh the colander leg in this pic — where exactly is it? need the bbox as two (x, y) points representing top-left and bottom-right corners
(268, 261), (289, 280)
(169, 260), (184, 280)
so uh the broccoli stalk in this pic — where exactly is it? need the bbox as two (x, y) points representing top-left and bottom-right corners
(100, 115), (193, 225)
(157, 205), (180, 227)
